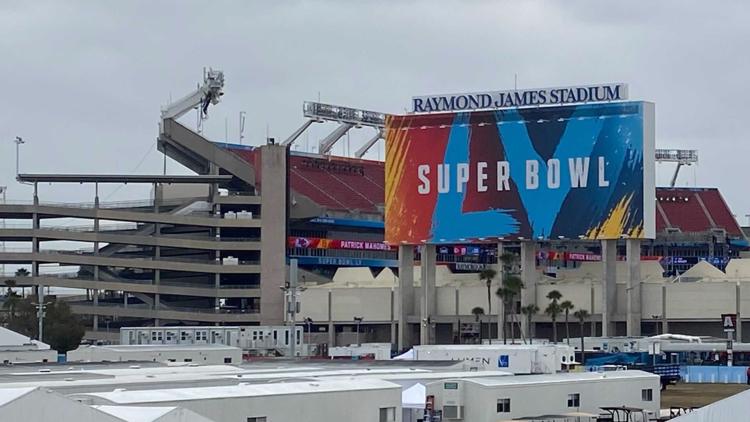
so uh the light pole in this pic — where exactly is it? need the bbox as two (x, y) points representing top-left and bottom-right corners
(304, 317), (313, 355)
(13, 137), (24, 177)
(353, 316), (363, 346)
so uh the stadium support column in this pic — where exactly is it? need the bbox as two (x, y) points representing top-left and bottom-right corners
(420, 244), (436, 345)
(737, 282), (743, 342)
(601, 239), (617, 336)
(496, 242), (504, 342)
(520, 242), (537, 340)
(259, 144), (287, 325)
(397, 245), (415, 350)
(626, 239), (642, 336)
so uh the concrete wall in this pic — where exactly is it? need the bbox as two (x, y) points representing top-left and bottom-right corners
(259, 145), (287, 325)
(0, 349), (57, 363)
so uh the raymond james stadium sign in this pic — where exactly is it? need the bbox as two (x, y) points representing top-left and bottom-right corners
(412, 83), (628, 113)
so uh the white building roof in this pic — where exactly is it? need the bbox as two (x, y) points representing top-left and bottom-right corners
(93, 405), (215, 422)
(86, 378), (401, 404)
(81, 344), (240, 352)
(93, 406), (174, 422)
(0, 327), (51, 350)
(0, 387), (36, 407)
(670, 388), (750, 422)
(460, 370), (657, 388)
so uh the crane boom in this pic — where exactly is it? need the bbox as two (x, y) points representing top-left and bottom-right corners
(160, 69), (225, 130)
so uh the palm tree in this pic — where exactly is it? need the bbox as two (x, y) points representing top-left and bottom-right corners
(560, 300), (575, 345)
(502, 274), (524, 343)
(520, 304), (539, 344)
(471, 306), (485, 344)
(479, 269), (497, 315)
(574, 309), (590, 365)
(495, 287), (510, 344)
(545, 302), (562, 343)
(546, 290), (562, 303)
(15, 268), (30, 298)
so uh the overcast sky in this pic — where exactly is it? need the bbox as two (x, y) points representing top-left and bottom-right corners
(1, 1), (749, 221)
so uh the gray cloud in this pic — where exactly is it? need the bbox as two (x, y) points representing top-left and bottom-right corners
(1, 0), (748, 220)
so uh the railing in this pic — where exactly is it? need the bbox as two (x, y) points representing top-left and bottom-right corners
(70, 301), (260, 314)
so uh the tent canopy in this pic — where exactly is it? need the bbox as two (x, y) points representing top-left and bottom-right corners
(402, 383), (425, 409)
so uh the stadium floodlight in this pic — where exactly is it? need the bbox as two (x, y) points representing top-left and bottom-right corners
(304, 101), (387, 128)
(655, 149), (698, 188)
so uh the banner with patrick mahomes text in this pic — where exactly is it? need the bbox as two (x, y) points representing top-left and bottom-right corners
(385, 101), (655, 244)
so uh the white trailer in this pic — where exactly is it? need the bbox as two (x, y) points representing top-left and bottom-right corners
(82, 378), (402, 422)
(409, 344), (576, 374)
(67, 344), (242, 364)
(426, 370), (660, 422)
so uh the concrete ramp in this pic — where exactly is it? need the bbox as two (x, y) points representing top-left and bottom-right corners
(159, 118), (255, 187)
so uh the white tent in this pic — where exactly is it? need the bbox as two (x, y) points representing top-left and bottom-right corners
(401, 383), (426, 409)
(671, 388), (750, 422)
(392, 348), (414, 360)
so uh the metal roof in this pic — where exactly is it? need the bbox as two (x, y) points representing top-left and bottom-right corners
(454, 370), (657, 387)
(83, 378), (400, 404)
(16, 174), (233, 184)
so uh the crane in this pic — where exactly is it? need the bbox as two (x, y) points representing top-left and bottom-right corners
(160, 68), (225, 133)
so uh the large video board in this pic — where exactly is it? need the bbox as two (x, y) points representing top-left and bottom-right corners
(385, 101), (655, 244)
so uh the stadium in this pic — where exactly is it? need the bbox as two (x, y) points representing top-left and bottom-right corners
(0, 72), (747, 349)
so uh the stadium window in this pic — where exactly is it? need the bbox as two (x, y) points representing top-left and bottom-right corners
(247, 417), (267, 422)
(567, 393), (580, 407)
(497, 398), (511, 413)
(642, 389), (653, 401)
(224, 357), (232, 364)
(379, 407), (396, 422)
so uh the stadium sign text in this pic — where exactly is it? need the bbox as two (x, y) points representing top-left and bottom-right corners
(412, 83), (628, 113)
(416, 157), (610, 194)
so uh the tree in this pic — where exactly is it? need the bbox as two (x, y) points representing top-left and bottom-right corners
(546, 290), (562, 303)
(574, 309), (590, 365)
(479, 269), (497, 315)
(495, 252), (524, 344)
(520, 304), (539, 344)
(545, 290), (563, 343)
(500, 274), (523, 343)
(471, 306), (485, 344)
(15, 268), (30, 297)
(43, 301), (85, 353)
(560, 300), (575, 345)
(495, 287), (511, 344)
(2, 282), (21, 323)
(545, 302), (562, 344)
(5, 298), (84, 353)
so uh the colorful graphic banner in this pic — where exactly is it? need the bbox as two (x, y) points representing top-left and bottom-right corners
(385, 101), (655, 243)
(537, 251), (662, 262)
(288, 236), (392, 251)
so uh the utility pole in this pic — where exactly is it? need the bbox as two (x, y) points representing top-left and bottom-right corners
(0, 186), (5, 277)
(13, 137), (25, 177)
(282, 259), (305, 358)
(354, 316), (363, 346)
